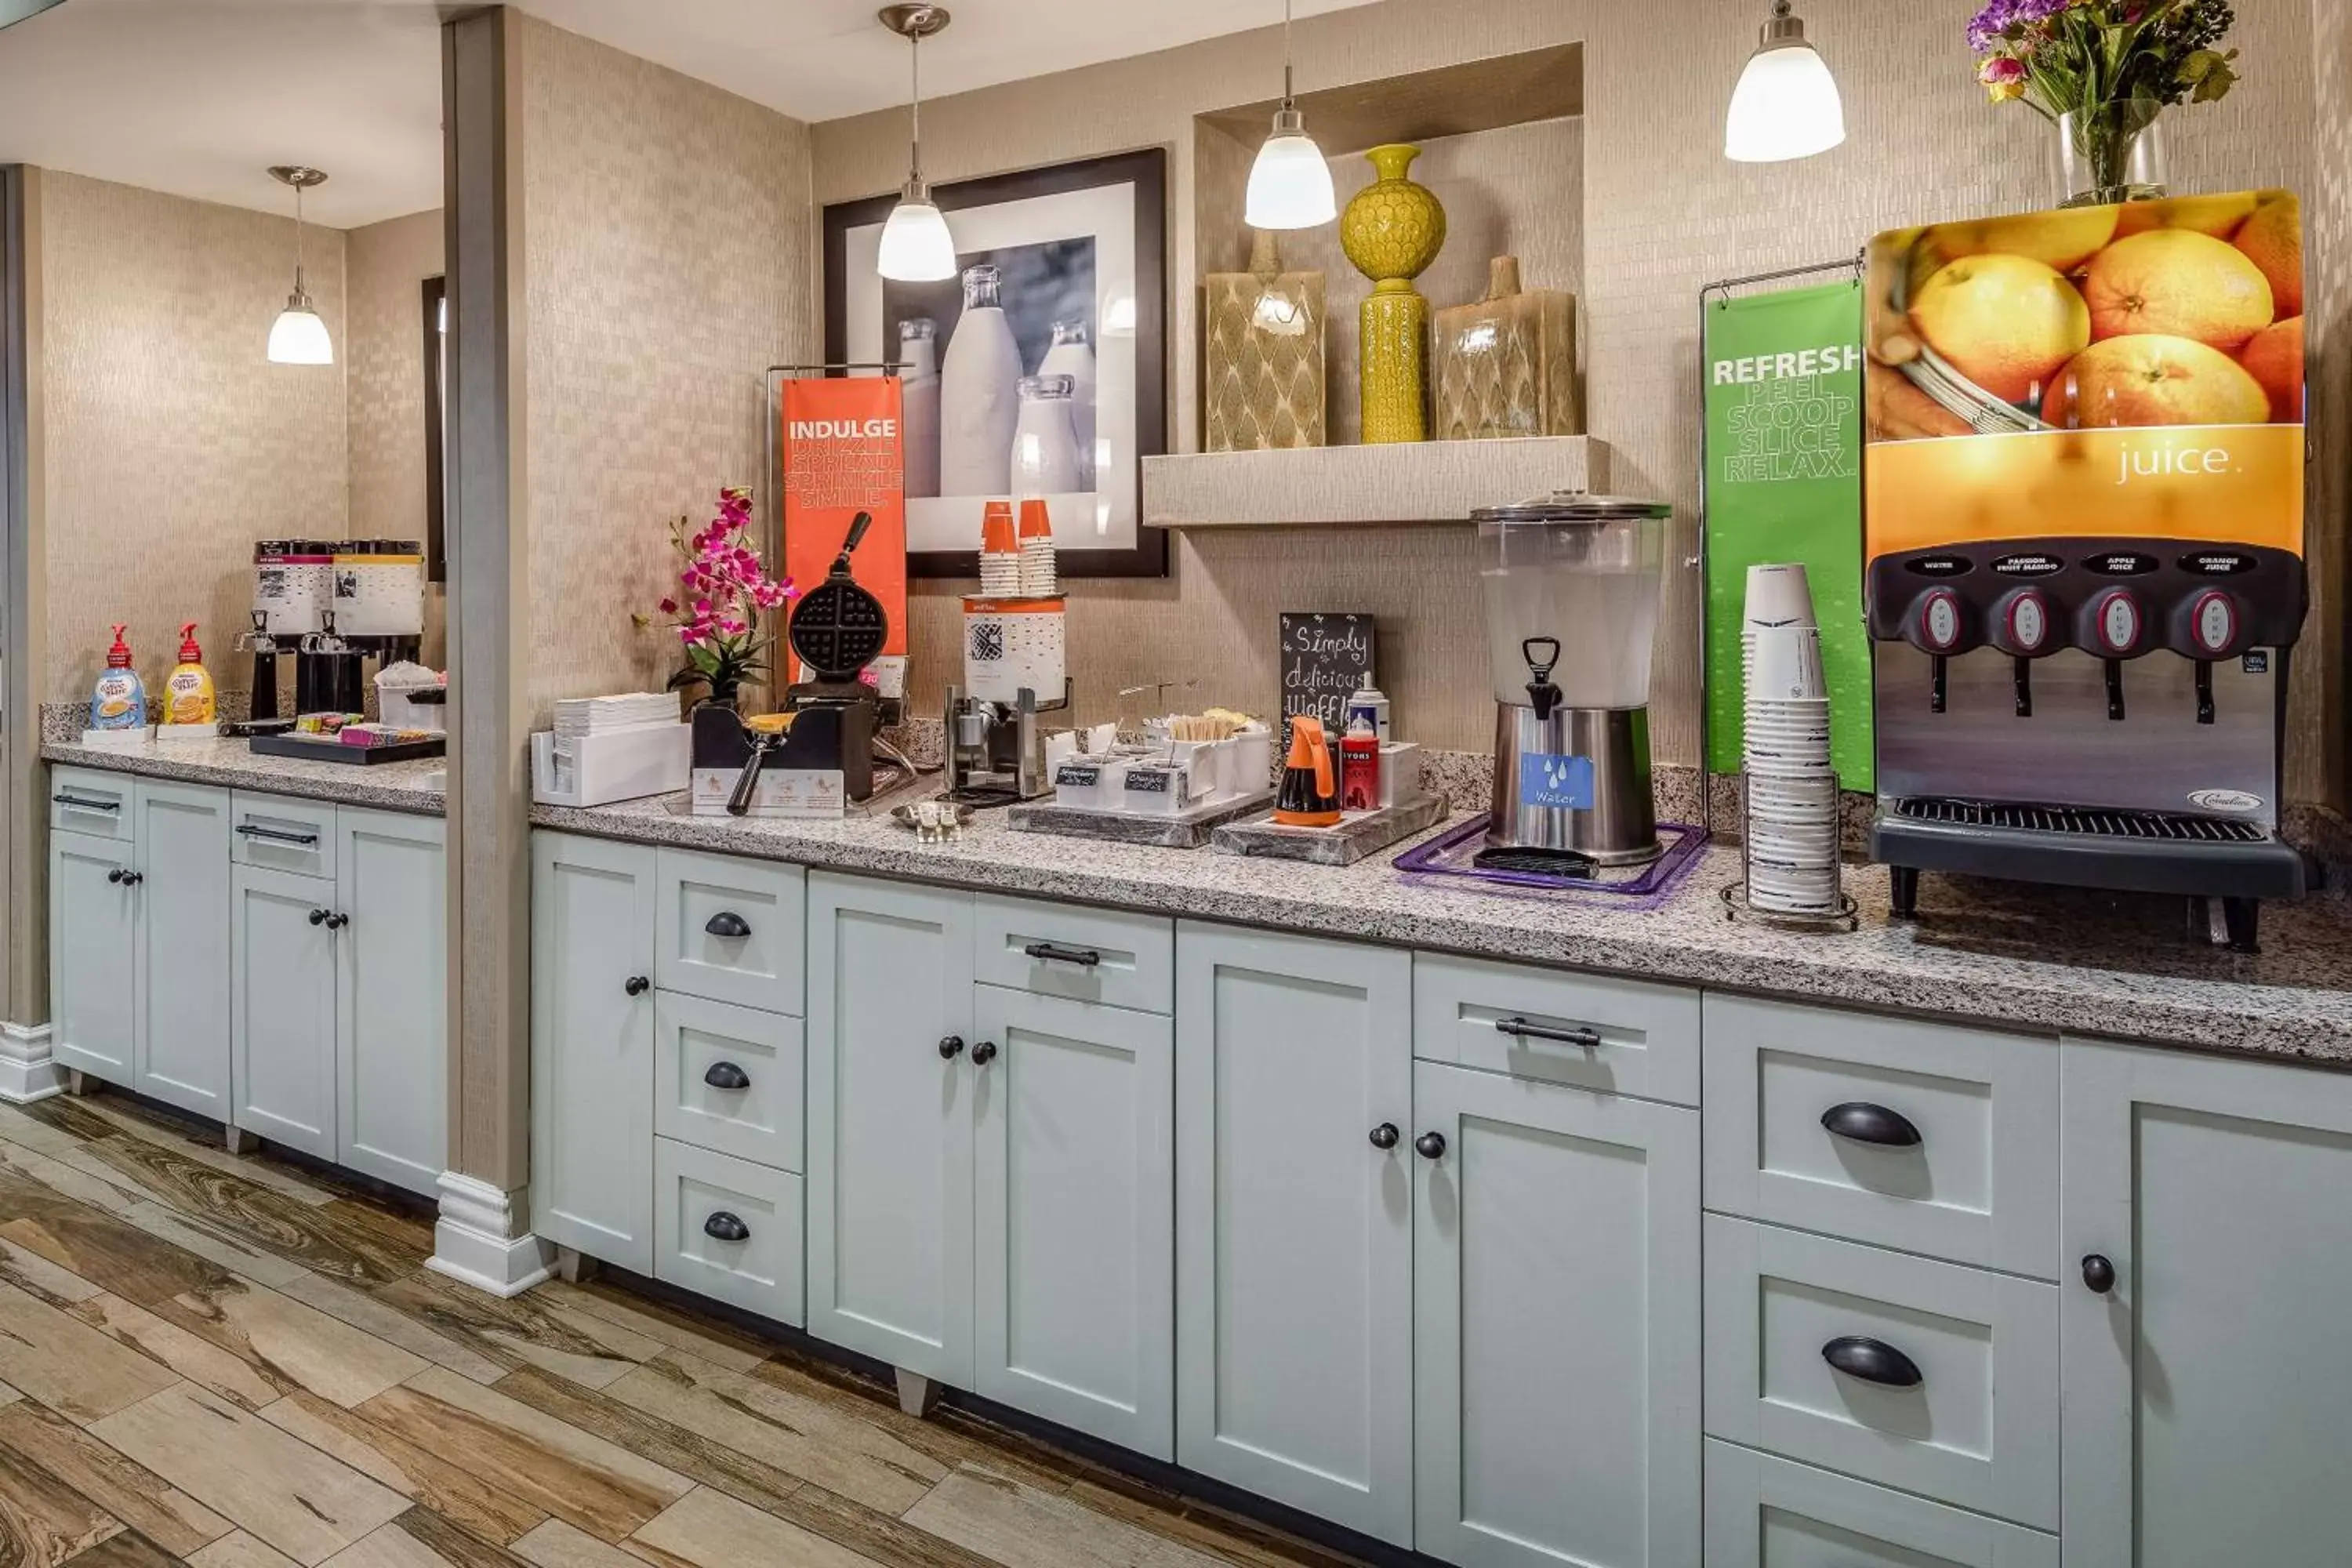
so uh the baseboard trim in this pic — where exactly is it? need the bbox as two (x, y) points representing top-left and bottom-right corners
(426, 1171), (555, 1298)
(0, 1021), (62, 1104)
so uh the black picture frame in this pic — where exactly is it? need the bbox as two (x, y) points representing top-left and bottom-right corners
(423, 274), (447, 585)
(822, 147), (1168, 580)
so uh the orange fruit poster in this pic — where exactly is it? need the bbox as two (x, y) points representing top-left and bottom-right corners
(781, 377), (909, 676)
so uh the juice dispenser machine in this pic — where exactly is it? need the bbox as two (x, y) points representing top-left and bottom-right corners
(1862, 191), (2308, 948)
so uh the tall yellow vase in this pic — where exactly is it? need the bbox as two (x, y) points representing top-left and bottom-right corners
(1340, 143), (1447, 444)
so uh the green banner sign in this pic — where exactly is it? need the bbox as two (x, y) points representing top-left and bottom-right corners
(1703, 280), (1871, 788)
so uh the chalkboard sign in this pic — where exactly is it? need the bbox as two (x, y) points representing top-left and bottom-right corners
(1279, 612), (1375, 742)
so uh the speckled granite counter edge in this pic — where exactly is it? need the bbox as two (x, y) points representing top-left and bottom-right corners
(42, 740), (445, 816)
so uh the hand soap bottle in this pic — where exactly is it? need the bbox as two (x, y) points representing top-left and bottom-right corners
(89, 625), (147, 731)
(162, 622), (216, 728)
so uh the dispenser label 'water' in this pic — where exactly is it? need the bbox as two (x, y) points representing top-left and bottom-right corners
(1519, 753), (1595, 811)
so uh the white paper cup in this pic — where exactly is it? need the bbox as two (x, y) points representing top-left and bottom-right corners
(1743, 563), (1818, 630)
(1744, 626), (1829, 702)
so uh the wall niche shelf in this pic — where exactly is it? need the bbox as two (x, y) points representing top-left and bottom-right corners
(1141, 436), (1610, 529)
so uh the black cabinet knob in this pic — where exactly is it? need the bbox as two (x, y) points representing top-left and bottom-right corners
(624, 975), (650, 996)
(1414, 1131), (1447, 1160)
(938, 1035), (964, 1059)
(107, 868), (125, 884)
(325, 912), (349, 931)
(971, 1040), (999, 1065)
(704, 911), (752, 939)
(1821, 1335), (1924, 1388)
(118, 871), (143, 887)
(1820, 1102), (1923, 1149)
(309, 908), (328, 925)
(2082, 1254), (2116, 1294)
(702, 1061), (751, 1091)
(702, 1211), (750, 1243)
(1369, 1123), (1400, 1150)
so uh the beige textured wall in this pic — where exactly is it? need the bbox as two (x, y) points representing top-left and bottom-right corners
(39, 169), (348, 702)
(347, 207), (447, 665)
(518, 16), (817, 724)
(2310, 0), (2350, 808)
(812, 0), (2337, 791)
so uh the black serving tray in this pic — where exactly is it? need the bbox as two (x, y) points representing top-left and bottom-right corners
(248, 734), (445, 766)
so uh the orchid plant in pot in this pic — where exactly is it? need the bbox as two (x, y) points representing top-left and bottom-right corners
(1969, 0), (2240, 206)
(644, 487), (794, 711)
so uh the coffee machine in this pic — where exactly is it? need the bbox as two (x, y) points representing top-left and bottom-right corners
(1861, 193), (2308, 949)
(1470, 492), (1673, 870)
(252, 539), (425, 721)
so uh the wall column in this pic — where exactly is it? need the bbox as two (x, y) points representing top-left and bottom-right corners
(0, 164), (58, 1105)
(428, 7), (550, 1294)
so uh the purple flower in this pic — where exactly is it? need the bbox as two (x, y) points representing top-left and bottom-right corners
(1967, 0), (2068, 52)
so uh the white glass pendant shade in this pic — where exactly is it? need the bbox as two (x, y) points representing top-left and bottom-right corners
(267, 293), (333, 365)
(1725, 45), (1846, 161)
(1245, 111), (1338, 229)
(877, 187), (957, 281)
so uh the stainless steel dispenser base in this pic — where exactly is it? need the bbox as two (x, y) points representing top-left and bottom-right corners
(1487, 705), (1658, 866)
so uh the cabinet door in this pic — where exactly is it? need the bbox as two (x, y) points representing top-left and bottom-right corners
(530, 833), (658, 1272)
(336, 809), (447, 1195)
(971, 983), (1174, 1458)
(1175, 923), (1413, 1545)
(132, 782), (232, 1121)
(49, 831), (138, 1084)
(1414, 1060), (1700, 1568)
(230, 863), (339, 1158)
(2061, 1038), (2352, 1568)
(806, 872), (975, 1383)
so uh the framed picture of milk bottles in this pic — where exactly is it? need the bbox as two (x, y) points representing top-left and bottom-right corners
(824, 147), (1167, 578)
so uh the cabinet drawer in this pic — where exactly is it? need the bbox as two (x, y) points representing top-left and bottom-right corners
(655, 849), (804, 1015)
(653, 1137), (804, 1327)
(1702, 996), (2058, 1276)
(655, 991), (804, 1173)
(974, 894), (1172, 1014)
(1413, 952), (1699, 1105)
(49, 768), (135, 841)
(229, 793), (338, 880)
(1704, 1443), (2059, 1568)
(1704, 1216), (2059, 1531)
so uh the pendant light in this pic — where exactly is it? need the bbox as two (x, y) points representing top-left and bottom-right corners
(1724, 0), (1846, 163)
(266, 165), (333, 365)
(876, 5), (957, 282)
(1243, 0), (1336, 230)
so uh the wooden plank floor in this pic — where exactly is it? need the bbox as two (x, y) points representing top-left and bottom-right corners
(0, 1096), (1376, 1568)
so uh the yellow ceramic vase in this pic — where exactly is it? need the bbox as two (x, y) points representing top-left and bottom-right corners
(1341, 143), (1447, 444)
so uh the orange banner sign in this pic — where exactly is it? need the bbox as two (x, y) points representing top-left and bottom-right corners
(782, 377), (908, 673)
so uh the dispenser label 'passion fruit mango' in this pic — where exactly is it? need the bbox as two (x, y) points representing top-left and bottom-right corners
(1864, 190), (2304, 561)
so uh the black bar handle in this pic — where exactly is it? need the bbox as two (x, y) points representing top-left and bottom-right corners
(703, 1062), (751, 1091)
(702, 1212), (750, 1243)
(1821, 1335), (1923, 1388)
(53, 793), (121, 811)
(1024, 941), (1102, 968)
(237, 823), (321, 848)
(624, 975), (650, 996)
(1495, 1015), (1602, 1049)
(1820, 1102), (1922, 1149)
(1369, 1123), (1399, 1150)
(2082, 1254), (2116, 1294)
(704, 911), (752, 939)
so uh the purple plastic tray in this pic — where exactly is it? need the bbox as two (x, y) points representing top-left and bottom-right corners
(1392, 815), (1708, 912)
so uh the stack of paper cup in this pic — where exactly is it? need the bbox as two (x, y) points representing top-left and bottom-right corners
(1742, 564), (1839, 915)
(978, 499), (1022, 598)
(1017, 498), (1058, 597)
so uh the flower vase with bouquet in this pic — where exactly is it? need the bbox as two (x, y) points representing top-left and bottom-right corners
(641, 487), (795, 712)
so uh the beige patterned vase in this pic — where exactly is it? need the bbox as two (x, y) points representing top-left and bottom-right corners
(1340, 143), (1446, 444)
(1204, 230), (1327, 451)
(1433, 256), (1581, 439)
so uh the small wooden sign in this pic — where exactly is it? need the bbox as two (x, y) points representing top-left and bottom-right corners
(1279, 612), (1375, 743)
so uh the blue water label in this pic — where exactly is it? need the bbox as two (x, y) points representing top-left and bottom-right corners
(1519, 753), (1595, 811)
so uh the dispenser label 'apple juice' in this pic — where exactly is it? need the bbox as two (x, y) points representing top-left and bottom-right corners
(1863, 190), (2304, 561)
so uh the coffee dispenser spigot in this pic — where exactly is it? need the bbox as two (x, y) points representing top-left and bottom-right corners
(1987, 586), (2057, 718)
(1522, 637), (1563, 722)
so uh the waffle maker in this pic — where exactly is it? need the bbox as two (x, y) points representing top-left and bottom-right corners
(783, 510), (887, 800)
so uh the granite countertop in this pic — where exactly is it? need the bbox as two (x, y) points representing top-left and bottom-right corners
(42, 736), (446, 815)
(536, 784), (2352, 1066)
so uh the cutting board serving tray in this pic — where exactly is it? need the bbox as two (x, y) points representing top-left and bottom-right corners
(1211, 793), (1450, 865)
(249, 734), (446, 766)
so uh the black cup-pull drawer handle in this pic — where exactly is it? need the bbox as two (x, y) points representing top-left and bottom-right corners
(2082, 1254), (2116, 1294)
(1820, 1102), (1923, 1148)
(1821, 1335), (1924, 1388)
(624, 975), (650, 996)
(938, 1035), (964, 1059)
(1023, 941), (1103, 968)
(704, 911), (752, 939)
(237, 823), (321, 848)
(1415, 1131), (1447, 1160)
(1494, 1015), (1603, 1049)
(702, 1211), (750, 1243)
(54, 793), (121, 812)
(1369, 1123), (1399, 1150)
(703, 1061), (751, 1091)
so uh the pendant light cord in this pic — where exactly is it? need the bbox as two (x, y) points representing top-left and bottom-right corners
(1281, 0), (1294, 109)
(908, 31), (924, 184)
(292, 181), (306, 295)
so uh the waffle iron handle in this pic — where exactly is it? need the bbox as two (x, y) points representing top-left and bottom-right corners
(840, 510), (874, 557)
(727, 735), (775, 818)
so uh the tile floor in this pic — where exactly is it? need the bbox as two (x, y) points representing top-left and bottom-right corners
(0, 1094), (1375, 1568)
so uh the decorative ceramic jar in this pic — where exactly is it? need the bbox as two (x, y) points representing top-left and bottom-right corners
(1340, 143), (1446, 444)
(1432, 256), (1581, 439)
(1204, 230), (1327, 451)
